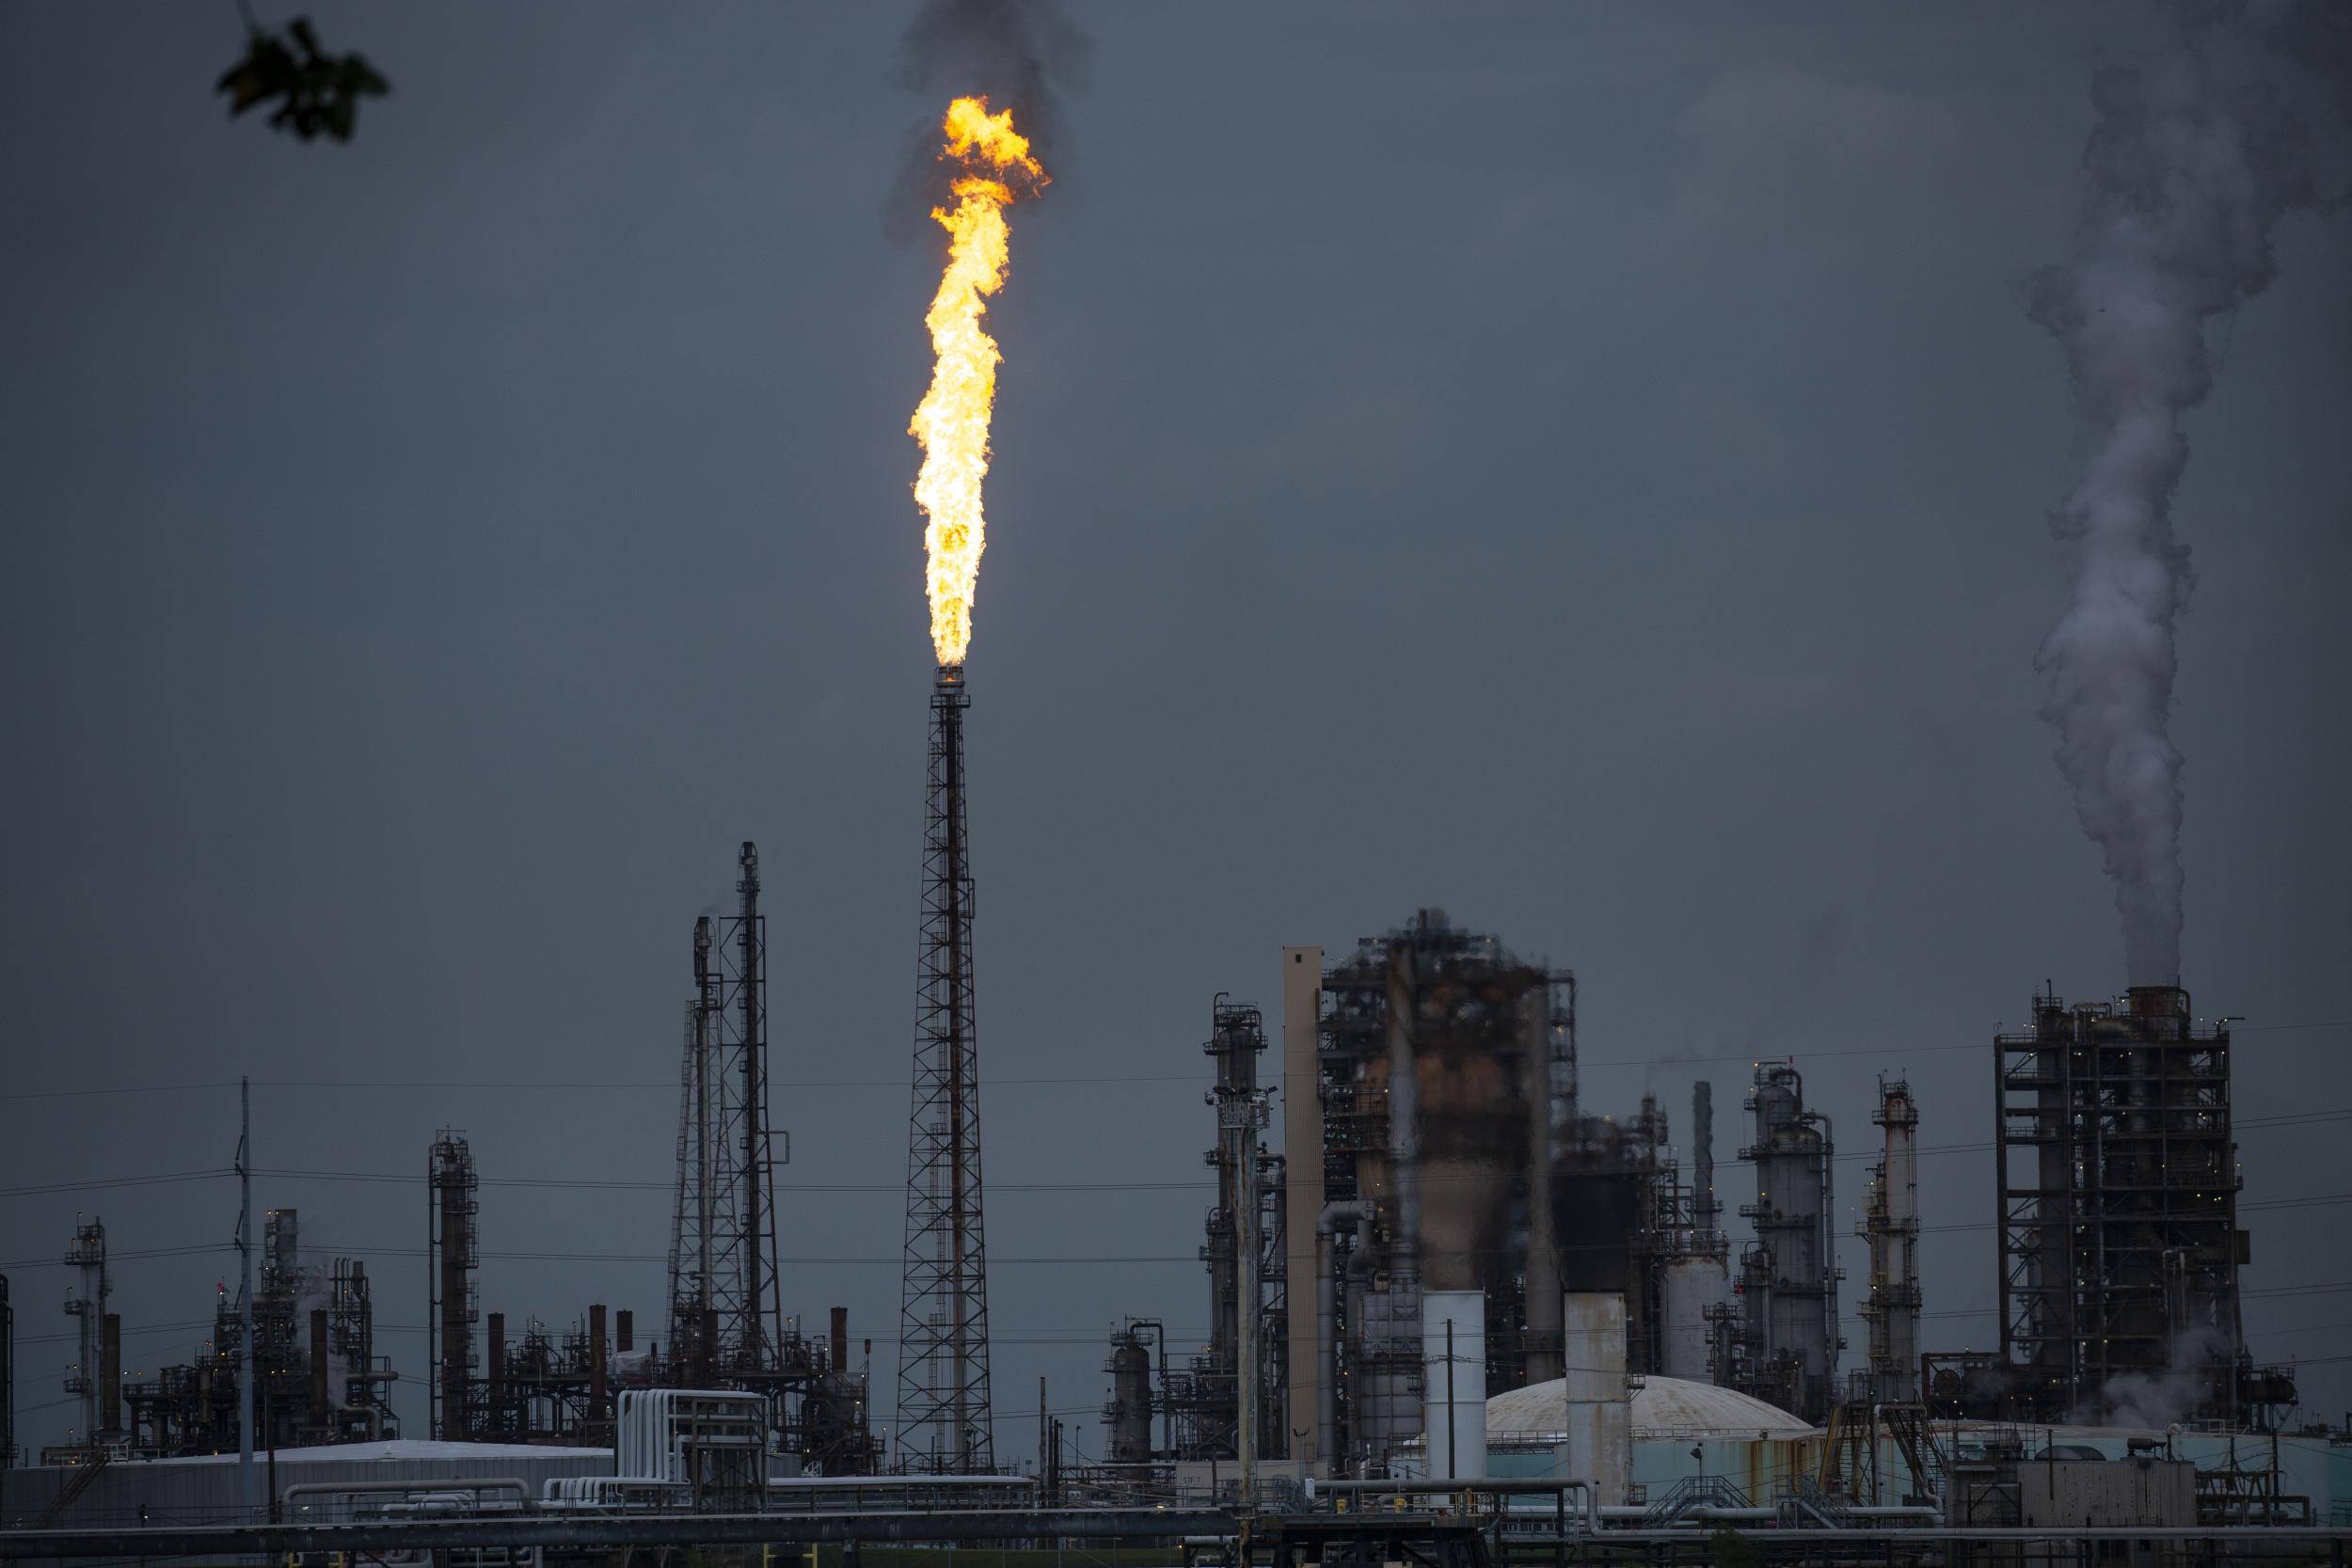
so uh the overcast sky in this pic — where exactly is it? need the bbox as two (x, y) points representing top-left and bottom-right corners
(4, 4), (2348, 1463)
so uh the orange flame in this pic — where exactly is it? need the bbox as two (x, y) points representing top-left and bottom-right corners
(910, 96), (1047, 668)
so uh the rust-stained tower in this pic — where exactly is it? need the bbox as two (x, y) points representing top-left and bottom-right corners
(427, 1132), (479, 1439)
(897, 664), (993, 1473)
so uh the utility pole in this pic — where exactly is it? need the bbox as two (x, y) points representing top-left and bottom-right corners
(236, 1076), (255, 1520)
(1444, 1319), (1456, 1481)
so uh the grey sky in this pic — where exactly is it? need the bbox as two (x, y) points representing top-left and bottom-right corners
(3, 4), (2347, 1461)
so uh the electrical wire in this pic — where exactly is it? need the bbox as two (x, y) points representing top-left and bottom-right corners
(3, 1016), (2347, 1101)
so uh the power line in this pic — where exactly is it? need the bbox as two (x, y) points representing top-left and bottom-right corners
(5, 1017), (2348, 1102)
(302, 1243), (1200, 1266)
(0, 1168), (231, 1198)
(0, 1242), (229, 1270)
(254, 1168), (1209, 1195)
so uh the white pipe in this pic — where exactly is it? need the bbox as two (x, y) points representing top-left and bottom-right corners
(1309, 1478), (1597, 1531)
(282, 1478), (529, 1516)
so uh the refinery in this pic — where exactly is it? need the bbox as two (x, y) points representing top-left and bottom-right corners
(5, 2), (2350, 1566)
(2, 878), (2343, 1557)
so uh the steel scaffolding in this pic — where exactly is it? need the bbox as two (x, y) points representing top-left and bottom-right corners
(713, 844), (787, 1373)
(665, 915), (728, 1384)
(1994, 985), (2269, 1423)
(897, 664), (993, 1473)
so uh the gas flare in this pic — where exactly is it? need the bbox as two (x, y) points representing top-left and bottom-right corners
(909, 95), (1046, 667)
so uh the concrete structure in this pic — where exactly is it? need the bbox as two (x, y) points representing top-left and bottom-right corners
(1948, 1449), (2196, 1529)
(1560, 1293), (1629, 1504)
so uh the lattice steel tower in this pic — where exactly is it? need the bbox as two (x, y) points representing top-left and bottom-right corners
(897, 665), (993, 1473)
(666, 846), (787, 1383)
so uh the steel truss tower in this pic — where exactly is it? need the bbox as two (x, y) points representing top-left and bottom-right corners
(897, 664), (993, 1473)
(666, 847), (787, 1384)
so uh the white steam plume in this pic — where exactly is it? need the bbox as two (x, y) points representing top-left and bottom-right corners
(2029, 1), (2336, 984)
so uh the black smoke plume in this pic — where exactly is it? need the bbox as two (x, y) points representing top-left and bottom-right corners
(888, 0), (1090, 242)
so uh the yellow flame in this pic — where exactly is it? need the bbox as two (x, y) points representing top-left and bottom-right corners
(910, 96), (1047, 667)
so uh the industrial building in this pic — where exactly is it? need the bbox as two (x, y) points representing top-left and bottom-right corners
(1927, 986), (2296, 1428)
(1109, 913), (1845, 1470)
(412, 846), (880, 1471)
(5, 900), (2346, 1554)
(1066, 913), (2334, 1531)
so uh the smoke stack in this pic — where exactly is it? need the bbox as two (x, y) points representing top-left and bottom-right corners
(1692, 1081), (1716, 1231)
(99, 1312), (120, 1437)
(271, 1208), (298, 1278)
(588, 1304), (608, 1422)
(615, 1309), (633, 1354)
(310, 1308), (330, 1419)
(830, 1307), (850, 1373)
(1382, 933), (1422, 1286)
(486, 1311), (506, 1436)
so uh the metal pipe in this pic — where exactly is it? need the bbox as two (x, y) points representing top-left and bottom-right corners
(1314, 1200), (1373, 1465)
(98, 1314), (119, 1438)
(737, 843), (764, 1368)
(0, 1508), (1240, 1558)
(308, 1309), (328, 1420)
(238, 1075), (255, 1518)
(281, 1478), (531, 1517)
(1310, 1478), (1597, 1531)
(589, 1304), (609, 1426)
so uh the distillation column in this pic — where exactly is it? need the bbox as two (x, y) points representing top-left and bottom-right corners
(1858, 1077), (1921, 1402)
(427, 1133), (479, 1439)
(1735, 1065), (1839, 1422)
